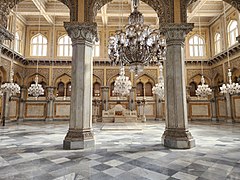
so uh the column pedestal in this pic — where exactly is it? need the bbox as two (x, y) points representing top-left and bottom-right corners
(161, 23), (195, 149)
(63, 22), (97, 149)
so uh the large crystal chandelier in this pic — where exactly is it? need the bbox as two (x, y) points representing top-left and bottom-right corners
(108, 0), (166, 75)
(219, 3), (240, 95)
(152, 63), (164, 100)
(220, 69), (240, 94)
(28, 75), (44, 98)
(28, 11), (44, 98)
(112, 66), (132, 96)
(195, 12), (212, 98)
(196, 75), (212, 97)
(0, 69), (20, 97)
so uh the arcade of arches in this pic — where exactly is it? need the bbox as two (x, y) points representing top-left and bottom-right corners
(0, 0), (240, 178)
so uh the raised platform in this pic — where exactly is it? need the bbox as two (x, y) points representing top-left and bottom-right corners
(101, 123), (142, 131)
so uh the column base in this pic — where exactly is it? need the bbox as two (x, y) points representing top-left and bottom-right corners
(17, 118), (24, 122)
(63, 128), (95, 150)
(211, 117), (218, 121)
(161, 129), (195, 149)
(45, 117), (53, 122)
(226, 118), (234, 123)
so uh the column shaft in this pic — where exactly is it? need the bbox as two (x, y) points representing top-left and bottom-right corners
(161, 23), (195, 149)
(63, 22), (97, 150)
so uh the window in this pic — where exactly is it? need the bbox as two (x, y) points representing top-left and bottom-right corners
(214, 33), (221, 54)
(189, 35), (205, 57)
(228, 20), (238, 47)
(145, 82), (153, 96)
(57, 82), (65, 97)
(31, 34), (48, 56)
(66, 82), (71, 97)
(189, 82), (197, 96)
(110, 81), (115, 96)
(58, 35), (72, 57)
(14, 32), (21, 53)
(137, 82), (144, 96)
(93, 82), (101, 97)
(94, 40), (100, 57)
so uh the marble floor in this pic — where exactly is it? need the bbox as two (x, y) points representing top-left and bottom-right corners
(0, 121), (240, 180)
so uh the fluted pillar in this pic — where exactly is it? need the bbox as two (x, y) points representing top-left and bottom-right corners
(156, 97), (163, 121)
(18, 86), (27, 122)
(129, 87), (136, 111)
(225, 93), (233, 123)
(210, 87), (218, 121)
(1, 91), (10, 126)
(63, 22), (97, 150)
(45, 87), (55, 122)
(101, 86), (109, 111)
(161, 23), (195, 149)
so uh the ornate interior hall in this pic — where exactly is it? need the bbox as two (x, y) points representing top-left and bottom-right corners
(0, 0), (240, 179)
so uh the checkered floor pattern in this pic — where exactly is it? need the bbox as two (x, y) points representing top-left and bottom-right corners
(0, 121), (240, 180)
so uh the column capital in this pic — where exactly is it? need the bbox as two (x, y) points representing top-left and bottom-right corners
(64, 22), (98, 43)
(0, 0), (16, 28)
(0, 26), (14, 44)
(46, 86), (55, 100)
(161, 23), (194, 44)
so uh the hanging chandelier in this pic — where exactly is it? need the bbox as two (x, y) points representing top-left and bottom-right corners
(195, 75), (212, 97)
(112, 66), (132, 96)
(220, 69), (240, 94)
(108, 0), (166, 75)
(0, 89), (3, 96)
(0, 69), (20, 97)
(152, 63), (164, 100)
(28, 75), (44, 98)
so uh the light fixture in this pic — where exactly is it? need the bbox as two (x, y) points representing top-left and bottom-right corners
(152, 62), (164, 100)
(28, 75), (44, 98)
(196, 75), (212, 97)
(108, 0), (166, 75)
(28, 12), (44, 98)
(220, 69), (240, 94)
(113, 66), (132, 96)
(195, 9), (212, 98)
(220, 2), (240, 95)
(1, 69), (20, 97)
(0, 5), (20, 97)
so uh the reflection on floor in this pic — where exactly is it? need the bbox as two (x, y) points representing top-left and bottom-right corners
(0, 121), (240, 180)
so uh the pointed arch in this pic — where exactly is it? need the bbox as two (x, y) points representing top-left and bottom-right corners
(30, 33), (48, 56)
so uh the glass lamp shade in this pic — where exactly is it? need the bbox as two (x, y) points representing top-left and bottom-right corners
(220, 69), (240, 95)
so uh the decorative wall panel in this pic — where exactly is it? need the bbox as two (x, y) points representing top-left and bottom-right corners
(25, 103), (46, 118)
(190, 103), (210, 117)
(54, 103), (70, 118)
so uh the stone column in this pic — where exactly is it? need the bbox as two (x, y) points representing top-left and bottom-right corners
(161, 23), (195, 149)
(1, 91), (10, 126)
(45, 86), (55, 122)
(225, 93), (233, 123)
(18, 86), (27, 122)
(101, 86), (109, 111)
(155, 96), (163, 121)
(129, 87), (136, 111)
(210, 87), (218, 121)
(63, 22), (97, 150)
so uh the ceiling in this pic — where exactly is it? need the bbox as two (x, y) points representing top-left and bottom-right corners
(13, 0), (232, 27)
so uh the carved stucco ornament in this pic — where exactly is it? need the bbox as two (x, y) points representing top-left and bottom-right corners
(161, 23), (194, 43)
(64, 22), (98, 43)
